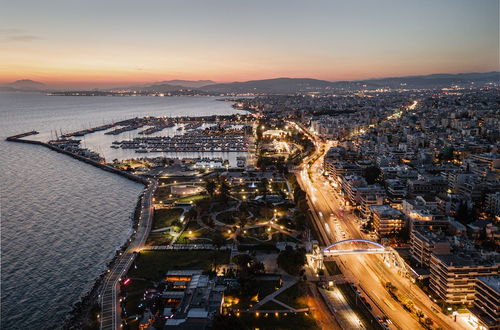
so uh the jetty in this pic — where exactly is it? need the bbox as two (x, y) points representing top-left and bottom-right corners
(5, 130), (39, 141)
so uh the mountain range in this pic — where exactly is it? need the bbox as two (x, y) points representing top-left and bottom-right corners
(198, 72), (499, 93)
(130, 72), (499, 93)
(2, 72), (498, 93)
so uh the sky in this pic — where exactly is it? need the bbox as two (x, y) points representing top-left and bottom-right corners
(0, 0), (498, 88)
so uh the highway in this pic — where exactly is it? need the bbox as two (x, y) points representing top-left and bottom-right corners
(100, 178), (157, 330)
(292, 121), (466, 330)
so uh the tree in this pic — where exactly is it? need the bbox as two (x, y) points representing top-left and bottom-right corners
(219, 177), (231, 204)
(277, 246), (306, 275)
(204, 179), (216, 197)
(250, 261), (265, 274)
(455, 201), (471, 224)
(416, 310), (424, 321)
(212, 233), (226, 250)
(424, 317), (433, 327)
(260, 178), (269, 198)
(364, 165), (382, 185)
(440, 146), (454, 161)
(232, 254), (253, 270)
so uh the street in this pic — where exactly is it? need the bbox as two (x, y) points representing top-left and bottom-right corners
(100, 178), (157, 330)
(293, 122), (469, 330)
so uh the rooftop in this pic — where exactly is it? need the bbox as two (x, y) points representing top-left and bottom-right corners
(434, 252), (499, 268)
(477, 276), (500, 294)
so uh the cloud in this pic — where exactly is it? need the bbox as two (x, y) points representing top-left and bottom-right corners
(0, 28), (42, 42)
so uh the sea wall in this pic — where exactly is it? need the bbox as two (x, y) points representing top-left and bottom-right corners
(6, 135), (148, 185)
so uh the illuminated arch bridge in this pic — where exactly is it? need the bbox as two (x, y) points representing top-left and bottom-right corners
(321, 239), (390, 256)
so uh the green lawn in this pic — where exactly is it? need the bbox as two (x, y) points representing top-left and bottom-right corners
(239, 311), (319, 330)
(152, 208), (184, 229)
(275, 283), (308, 309)
(217, 210), (251, 225)
(146, 231), (173, 246)
(176, 193), (208, 204)
(232, 279), (281, 310)
(216, 210), (240, 224)
(127, 250), (231, 281)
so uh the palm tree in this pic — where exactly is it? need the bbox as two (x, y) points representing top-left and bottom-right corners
(260, 178), (269, 198)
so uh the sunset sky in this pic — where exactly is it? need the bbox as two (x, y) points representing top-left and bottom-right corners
(1, 0), (498, 88)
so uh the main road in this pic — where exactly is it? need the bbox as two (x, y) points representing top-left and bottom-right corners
(292, 121), (467, 330)
(100, 178), (158, 330)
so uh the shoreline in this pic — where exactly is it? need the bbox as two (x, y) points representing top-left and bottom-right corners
(6, 133), (150, 329)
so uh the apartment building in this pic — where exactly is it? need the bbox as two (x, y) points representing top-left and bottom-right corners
(410, 230), (451, 268)
(371, 205), (404, 237)
(429, 253), (499, 305)
(470, 276), (499, 330)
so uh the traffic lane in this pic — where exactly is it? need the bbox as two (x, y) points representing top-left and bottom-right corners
(364, 254), (455, 330)
(339, 254), (421, 330)
(314, 183), (452, 329)
(304, 179), (421, 329)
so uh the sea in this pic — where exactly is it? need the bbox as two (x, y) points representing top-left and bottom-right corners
(0, 92), (246, 329)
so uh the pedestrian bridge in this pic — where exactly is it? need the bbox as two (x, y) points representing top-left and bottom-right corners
(321, 239), (389, 256)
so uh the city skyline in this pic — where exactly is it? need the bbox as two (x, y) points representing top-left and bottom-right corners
(1, 0), (499, 88)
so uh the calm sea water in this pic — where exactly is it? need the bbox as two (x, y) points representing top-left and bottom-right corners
(0, 92), (244, 329)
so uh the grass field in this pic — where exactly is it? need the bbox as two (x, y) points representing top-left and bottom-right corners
(176, 193), (208, 204)
(145, 231), (172, 246)
(275, 283), (308, 309)
(231, 279), (281, 309)
(152, 208), (183, 229)
(127, 250), (231, 281)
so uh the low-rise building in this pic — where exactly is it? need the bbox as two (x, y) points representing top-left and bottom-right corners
(408, 175), (448, 198)
(371, 205), (404, 237)
(162, 270), (225, 329)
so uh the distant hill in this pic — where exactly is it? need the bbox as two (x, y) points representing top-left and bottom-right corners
(353, 72), (500, 89)
(201, 77), (336, 94)
(199, 72), (499, 93)
(125, 79), (216, 91)
(155, 80), (215, 88)
(2, 79), (47, 91)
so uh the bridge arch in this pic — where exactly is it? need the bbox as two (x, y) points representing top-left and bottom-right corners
(322, 239), (385, 252)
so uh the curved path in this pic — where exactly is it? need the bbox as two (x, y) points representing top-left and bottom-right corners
(100, 178), (158, 330)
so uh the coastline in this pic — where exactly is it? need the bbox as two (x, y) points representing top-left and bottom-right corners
(6, 133), (150, 329)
